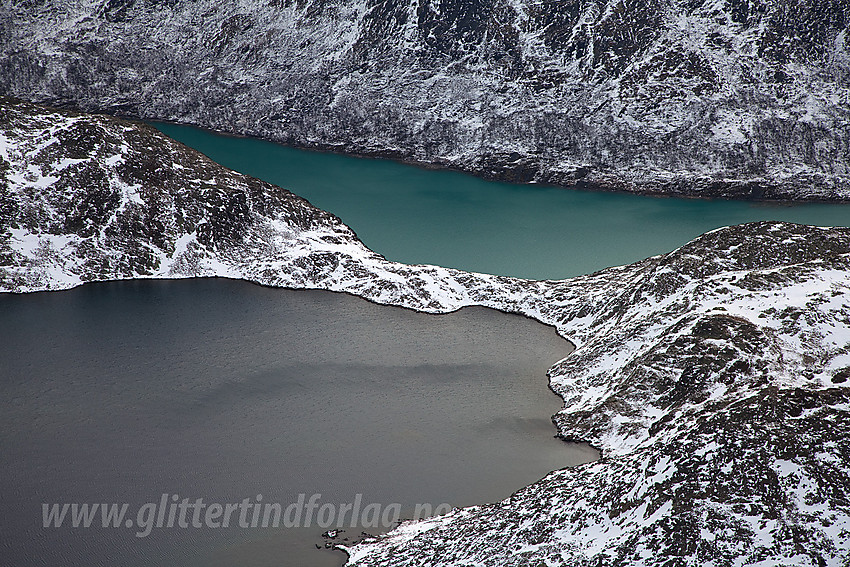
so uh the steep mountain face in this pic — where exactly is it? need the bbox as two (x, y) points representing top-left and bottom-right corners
(3, 99), (850, 565)
(2, 0), (848, 200)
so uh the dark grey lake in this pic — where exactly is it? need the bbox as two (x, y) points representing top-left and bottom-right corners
(0, 279), (596, 566)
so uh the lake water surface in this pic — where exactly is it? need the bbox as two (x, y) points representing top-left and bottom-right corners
(155, 122), (850, 280)
(0, 279), (596, 567)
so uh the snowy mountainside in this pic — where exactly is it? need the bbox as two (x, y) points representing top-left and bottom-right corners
(2, 99), (850, 565)
(1, 0), (849, 199)
(346, 223), (850, 566)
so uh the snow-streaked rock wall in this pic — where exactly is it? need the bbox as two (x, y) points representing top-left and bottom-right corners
(2, 99), (850, 565)
(1, 0), (849, 199)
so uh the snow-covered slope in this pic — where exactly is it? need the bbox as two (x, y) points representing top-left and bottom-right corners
(2, 99), (850, 565)
(1, 0), (849, 200)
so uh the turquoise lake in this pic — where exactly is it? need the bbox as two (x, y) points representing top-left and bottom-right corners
(155, 123), (850, 280)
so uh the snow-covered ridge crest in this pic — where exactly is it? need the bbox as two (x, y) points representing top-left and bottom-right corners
(2, 99), (850, 565)
(1, 0), (849, 200)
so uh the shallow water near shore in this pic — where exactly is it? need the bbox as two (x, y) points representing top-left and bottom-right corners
(155, 122), (850, 280)
(0, 279), (596, 567)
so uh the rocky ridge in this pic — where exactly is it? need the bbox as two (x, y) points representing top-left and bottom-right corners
(2, 99), (850, 565)
(1, 0), (849, 199)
